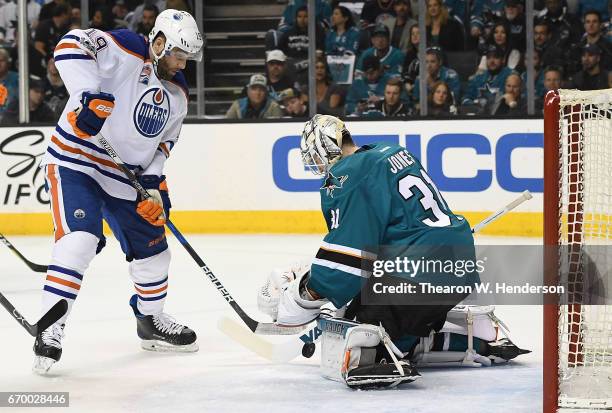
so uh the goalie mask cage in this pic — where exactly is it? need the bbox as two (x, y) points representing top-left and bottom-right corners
(543, 89), (612, 413)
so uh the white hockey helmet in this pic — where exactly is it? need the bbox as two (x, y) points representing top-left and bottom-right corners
(149, 9), (204, 62)
(300, 115), (348, 175)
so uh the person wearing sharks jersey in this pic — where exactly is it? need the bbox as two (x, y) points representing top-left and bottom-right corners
(32, 9), (204, 375)
(258, 115), (528, 388)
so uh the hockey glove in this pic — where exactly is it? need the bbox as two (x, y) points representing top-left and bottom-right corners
(136, 175), (171, 227)
(67, 91), (115, 138)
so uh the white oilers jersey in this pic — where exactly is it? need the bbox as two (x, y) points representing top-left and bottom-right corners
(41, 28), (189, 200)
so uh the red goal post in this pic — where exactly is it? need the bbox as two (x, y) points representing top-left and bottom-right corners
(543, 89), (612, 413)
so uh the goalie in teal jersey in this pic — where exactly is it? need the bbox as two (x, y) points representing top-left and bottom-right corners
(258, 115), (529, 389)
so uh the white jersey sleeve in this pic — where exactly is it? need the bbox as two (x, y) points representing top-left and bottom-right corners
(43, 28), (190, 200)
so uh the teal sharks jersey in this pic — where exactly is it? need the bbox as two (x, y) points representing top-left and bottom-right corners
(308, 142), (477, 308)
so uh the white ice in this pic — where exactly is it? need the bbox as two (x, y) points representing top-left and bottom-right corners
(0, 234), (543, 413)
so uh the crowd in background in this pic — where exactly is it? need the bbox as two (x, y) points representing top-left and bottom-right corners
(0, 0), (608, 122)
(226, 0), (612, 119)
(0, 0), (192, 124)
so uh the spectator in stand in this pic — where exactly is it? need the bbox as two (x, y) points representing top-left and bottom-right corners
(477, 22), (521, 72)
(579, 10), (611, 70)
(43, 57), (68, 118)
(470, 0), (506, 44)
(34, 3), (70, 58)
(426, 0), (464, 51)
(487, 72), (526, 115)
(325, 5), (361, 56)
(360, 0), (396, 28)
(567, 44), (609, 90)
(428, 80), (457, 115)
(400, 24), (420, 91)
(412, 47), (461, 104)
(346, 55), (409, 115)
(135, 4), (158, 38)
(2, 75), (55, 124)
(279, 6), (324, 61)
(314, 56), (344, 116)
(502, 0), (526, 51)
(0, 0), (42, 47)
(535, 66), (562, 110)
(383, 0), (417, 54)
(355, 24), (405, 78)
(39, 0), (69, 22)
(279, 0), (331, 32)
(462, 45), (513, 109)
(520, 49), (545, 99)
(166, 0), (191, 13)
(111, 0), (130, 29)
(226, 74), (282, 119)
(367, 77), (412, 117)
(0, 47), (17, 116)
(534, 19), (565, 73)
(279, 88), (307, 118)
(129, 0), (165, 32)
(265, 49), (299, 102)
(538, 0), (583, 46)
(444, 0), (469, 24)
(9, 27), (47, 79)
(278, 5), (324, 85)
(577, 0), (609, 21)
(90, 6), (117, 31)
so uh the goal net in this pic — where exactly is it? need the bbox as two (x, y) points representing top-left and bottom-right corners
(544, 89), (612, 412)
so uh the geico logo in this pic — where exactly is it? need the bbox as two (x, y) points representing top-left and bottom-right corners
(95, 104), (112, 113)
(272, 133), (544, 193)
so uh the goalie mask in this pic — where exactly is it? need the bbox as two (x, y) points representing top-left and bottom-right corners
(300, 115), (349, 175)
(149, 9), (204, 70)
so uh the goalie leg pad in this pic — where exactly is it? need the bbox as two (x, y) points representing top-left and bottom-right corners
(410, 305), (530, 367)
(318, 318), (420, 389)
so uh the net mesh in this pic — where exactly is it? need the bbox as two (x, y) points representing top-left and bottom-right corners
(557, 89), (612, 410)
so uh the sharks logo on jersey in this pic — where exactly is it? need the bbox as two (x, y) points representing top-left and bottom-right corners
(133, 88), (170, 138)
(322, 172), (348, 198)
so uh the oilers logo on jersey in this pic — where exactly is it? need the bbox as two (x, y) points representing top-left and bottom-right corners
(134, 88), (170, 138)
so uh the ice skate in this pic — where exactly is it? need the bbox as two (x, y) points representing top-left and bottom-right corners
(32, 323), (64, 375)
(129, 295), (198, 352)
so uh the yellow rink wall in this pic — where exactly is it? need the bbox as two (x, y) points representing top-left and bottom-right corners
(0, 120), (544, 238)
(0, 210), (543, 237)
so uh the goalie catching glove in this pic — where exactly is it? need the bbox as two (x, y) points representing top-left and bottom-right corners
(258, 261), (328, 326)
(136, 175), (171, 227)
(67, 91), (115, 138)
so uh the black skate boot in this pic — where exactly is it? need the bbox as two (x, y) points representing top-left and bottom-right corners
(32, 323), (65, 374)
(129, 294), (198, 352)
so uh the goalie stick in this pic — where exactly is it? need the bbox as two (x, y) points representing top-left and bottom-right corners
(96, 133), (307, 336)
(219, 190), (534, 362)
(0, 292), (68, 336)
(0, 233), (48, 273)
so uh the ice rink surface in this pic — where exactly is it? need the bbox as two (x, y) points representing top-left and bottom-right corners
(0, 234), (542, 413)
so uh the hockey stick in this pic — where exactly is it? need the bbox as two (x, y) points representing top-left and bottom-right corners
(96, 133), (306, 336)
(219, 190), (535, 362)
(471, 190), (532, 234)
(0, 293), (67, 337)
(0, 233), (48, 273)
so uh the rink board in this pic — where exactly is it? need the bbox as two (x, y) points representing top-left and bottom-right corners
(0, 119), (543, 236)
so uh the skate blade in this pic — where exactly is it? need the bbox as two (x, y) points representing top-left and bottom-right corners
(141, 340), (199, 353)
(32, 356), (56, 375)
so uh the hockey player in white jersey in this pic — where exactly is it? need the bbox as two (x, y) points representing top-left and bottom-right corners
(33, 9), (204, 374)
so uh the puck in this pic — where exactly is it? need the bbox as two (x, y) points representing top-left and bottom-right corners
(302, 342), (316, 358)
